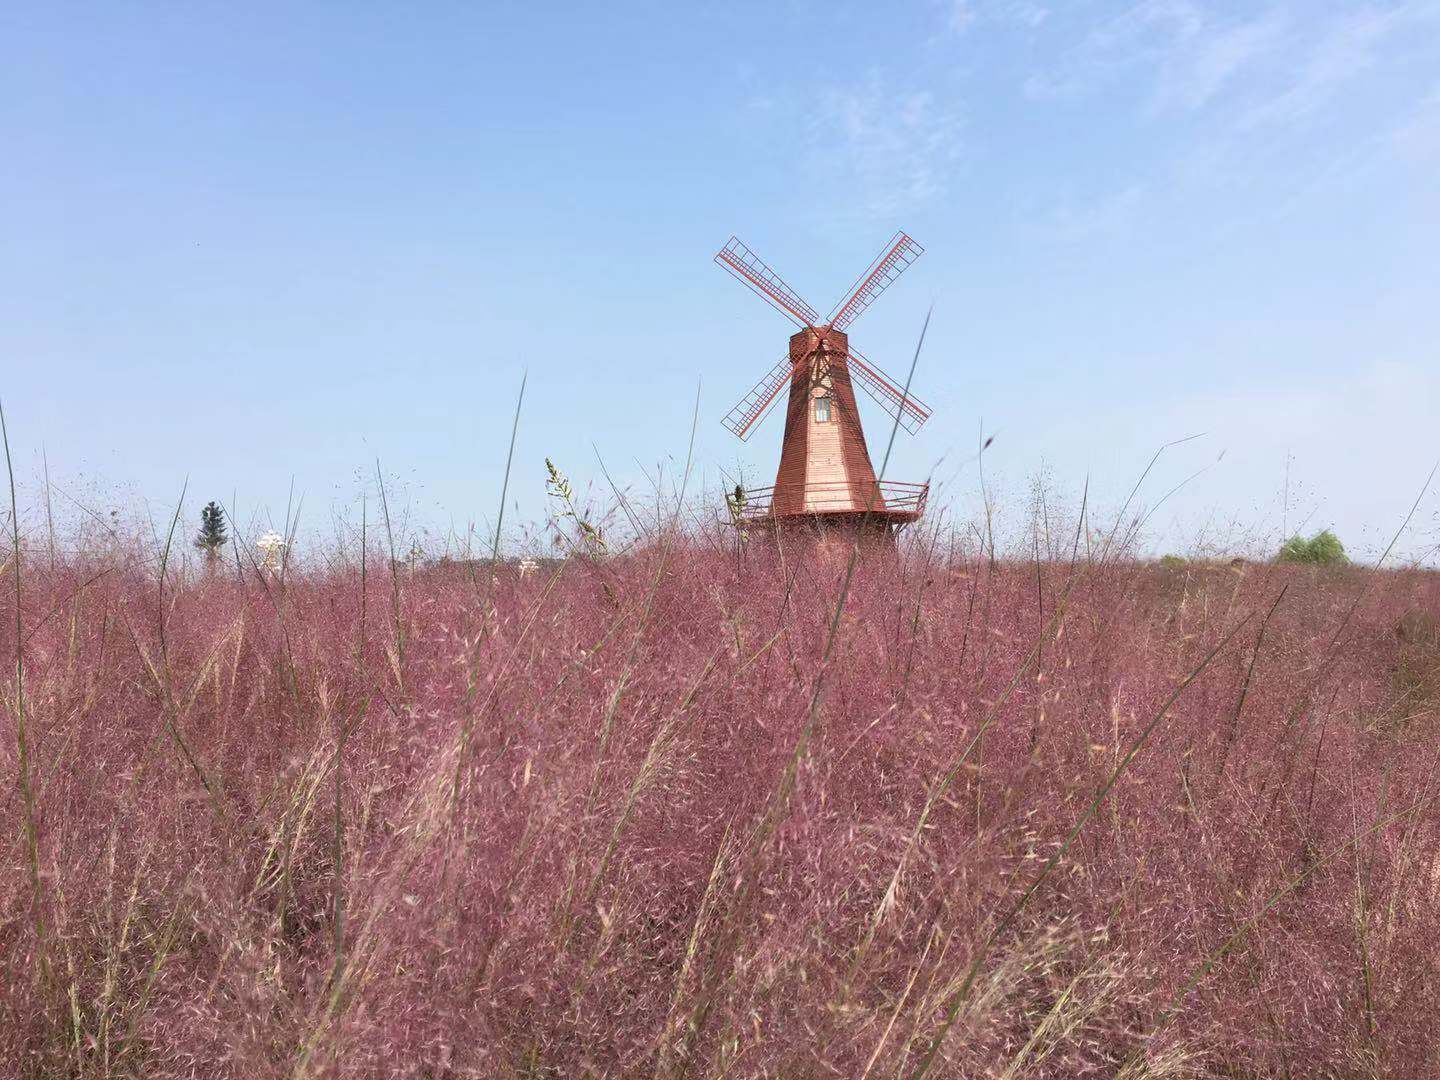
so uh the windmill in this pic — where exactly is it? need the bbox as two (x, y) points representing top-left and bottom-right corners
(716, 231), (931, 538)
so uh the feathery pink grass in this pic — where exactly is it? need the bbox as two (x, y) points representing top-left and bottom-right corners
(3, 532), (1439, 1077)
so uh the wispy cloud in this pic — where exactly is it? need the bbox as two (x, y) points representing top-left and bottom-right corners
(1019, 2), (1202, 100)
(1149, 10), (1289, 112)
(1023, 2), (1277, 105)
(808, 77), (965, 218)
(1015, 1), (1435, 127)
(1095, 0), (1205, 49)
(1239, 5), (1418, 128)
(776, 2), (1434, 226)
(997, 2), (1440, 256)
(946, 0), (1048, 35)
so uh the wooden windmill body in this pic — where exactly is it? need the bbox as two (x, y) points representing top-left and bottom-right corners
(716, 233), (931, 537)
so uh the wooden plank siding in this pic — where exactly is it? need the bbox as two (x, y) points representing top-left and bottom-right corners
(770, 328), (890, 517)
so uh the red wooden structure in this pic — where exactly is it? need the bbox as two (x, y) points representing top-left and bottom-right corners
(716, 231), (931, 537)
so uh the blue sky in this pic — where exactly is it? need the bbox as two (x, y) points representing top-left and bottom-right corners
(3, 1), (1438, 559)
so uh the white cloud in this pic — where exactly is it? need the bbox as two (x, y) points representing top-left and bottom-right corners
(810, 78), (964, 218)
(945, 0), (1048, 35)
(1240, 6), (1406, 128)
(1019, 0), (1212, 101)
(1015, 1), (1433, 125)
(1150, 10), (1289, 112)
(1106, 0), (1205, 45)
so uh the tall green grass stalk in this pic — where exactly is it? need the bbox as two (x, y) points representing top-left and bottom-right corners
(447, 373), (527, 878)
(483, 371), (526, 613)
(374, 459), (405, 694)
(2, 400), (51, 994)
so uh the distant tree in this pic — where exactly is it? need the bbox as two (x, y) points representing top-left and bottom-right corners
(1277, 529), (1347, 566)
(194, 501), (229, 567)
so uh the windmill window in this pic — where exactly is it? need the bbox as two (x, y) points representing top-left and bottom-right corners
(815, 396), (832, 422)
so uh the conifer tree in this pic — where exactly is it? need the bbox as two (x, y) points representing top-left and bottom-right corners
(195, 501), (228, 566)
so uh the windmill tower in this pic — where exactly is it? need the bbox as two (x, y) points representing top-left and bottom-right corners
(716, 231), (932, 539)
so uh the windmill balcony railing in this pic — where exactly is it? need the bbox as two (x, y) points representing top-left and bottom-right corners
(727, 479), (929, 523)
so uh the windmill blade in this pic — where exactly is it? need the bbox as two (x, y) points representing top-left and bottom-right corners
(715, 237), (821, 329)
(827, 231), (924, 333)
(845, 346), (931, 435)
(721, 353), (796, 440)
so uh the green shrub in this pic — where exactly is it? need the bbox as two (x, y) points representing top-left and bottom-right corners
(1276, 529), (1347, 566)
(1159, 554), (1188, 571)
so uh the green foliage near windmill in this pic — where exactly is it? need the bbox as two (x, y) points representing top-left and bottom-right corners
(1276, 529), (1347, 566)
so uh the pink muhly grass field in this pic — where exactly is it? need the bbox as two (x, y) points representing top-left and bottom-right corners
(3, 525), (1440, 1077)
